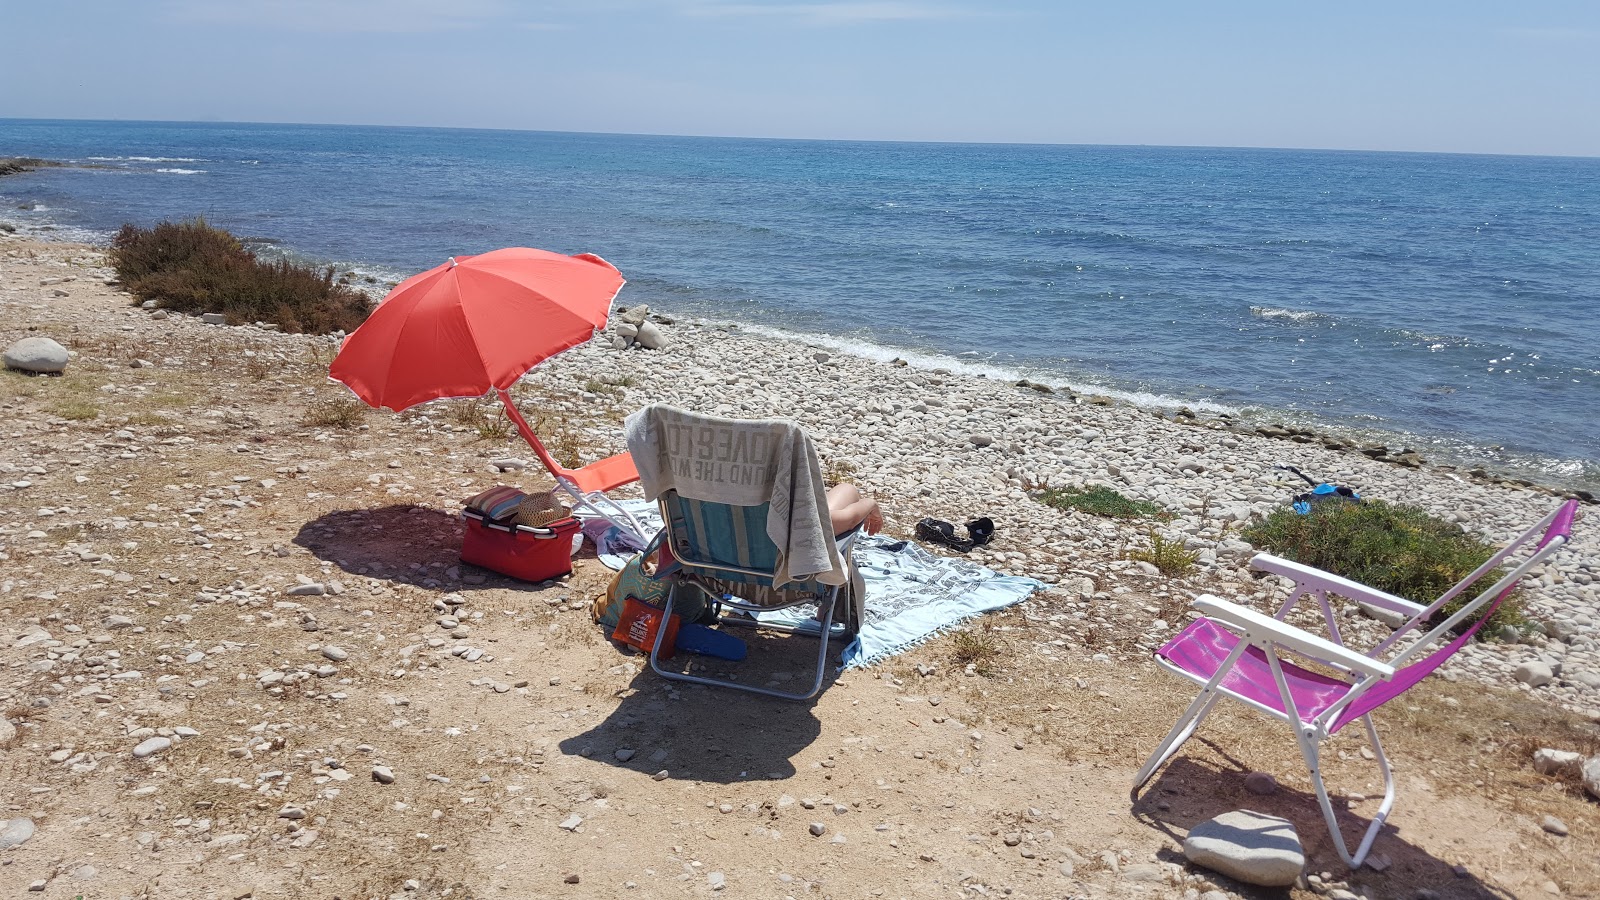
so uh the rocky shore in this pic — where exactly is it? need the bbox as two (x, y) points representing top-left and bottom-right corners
(3, 236), (1598, 900)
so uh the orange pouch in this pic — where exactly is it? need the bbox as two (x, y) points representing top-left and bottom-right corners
(612, 596), (680, 658)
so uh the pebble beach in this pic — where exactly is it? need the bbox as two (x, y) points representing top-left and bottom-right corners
(3, 235), (1599, 899)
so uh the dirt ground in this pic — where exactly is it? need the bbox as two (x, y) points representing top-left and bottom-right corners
(2, 238), (1598, 900)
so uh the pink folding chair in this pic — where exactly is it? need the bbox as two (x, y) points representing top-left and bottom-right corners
(495, 388), (648, 543)
(1132, 500), (1578, 867)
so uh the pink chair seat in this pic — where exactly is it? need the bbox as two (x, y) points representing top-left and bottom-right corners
(1159, 618), (1354, 726)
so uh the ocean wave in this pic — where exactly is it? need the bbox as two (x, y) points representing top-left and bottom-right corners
(86, 156), (202, 163)
(1249, 305), (1327, 322)
(155, 168), (205, 175)
(732, 323), (1241, 415)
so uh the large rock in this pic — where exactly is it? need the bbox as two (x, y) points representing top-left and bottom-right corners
(3, 337), (69, 374)
(1584, 756), (1600, 801)
(1532, 748), (1583, 778)
(1182, 810), (1304, 888)
(636, 321), (669, 350)
(618, 304), (650, 326)
(1515, 660), (1554, 688)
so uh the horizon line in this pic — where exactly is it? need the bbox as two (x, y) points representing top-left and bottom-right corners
(3, 115), (1598, 162)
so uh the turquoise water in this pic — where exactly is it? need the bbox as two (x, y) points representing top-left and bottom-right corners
(3, 119), (1597, 488)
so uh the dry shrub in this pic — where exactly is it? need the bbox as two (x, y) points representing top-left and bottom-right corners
(111, 218), (371, 334)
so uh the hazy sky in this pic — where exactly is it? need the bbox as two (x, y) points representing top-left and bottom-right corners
(4, 0), (1598, 156)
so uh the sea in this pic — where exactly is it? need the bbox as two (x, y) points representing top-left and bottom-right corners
(3, 119), (1597, 491)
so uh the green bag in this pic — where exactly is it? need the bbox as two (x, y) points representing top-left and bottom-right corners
(590, 542), (711, 631)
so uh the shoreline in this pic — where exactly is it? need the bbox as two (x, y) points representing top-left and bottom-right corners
(2, 206), (1595, 500)
(1, 147), (1597, 497)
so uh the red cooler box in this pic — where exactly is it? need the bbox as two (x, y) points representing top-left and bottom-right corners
(459, 511), (580, 582)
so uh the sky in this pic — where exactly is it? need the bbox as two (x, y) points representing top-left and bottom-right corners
(2, 0), (1598, 156)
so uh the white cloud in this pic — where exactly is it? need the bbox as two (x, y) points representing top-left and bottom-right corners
(682, 1), (959, 25)
(162, 0), (557, 34)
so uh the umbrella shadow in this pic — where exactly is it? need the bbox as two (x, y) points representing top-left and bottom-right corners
(292, 504), (555, 592)
(1131, 747), (1510, 899)
(556, 664), (833, 784)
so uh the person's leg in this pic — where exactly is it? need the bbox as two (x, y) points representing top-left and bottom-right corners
(827, 484), (882, 535)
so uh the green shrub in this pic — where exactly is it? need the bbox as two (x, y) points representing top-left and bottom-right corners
(111, 218), (370, 334)
(1126, 528), (1199, 576)
(1038, 485), (1167, 520)
(1241, 500), (1524, 636)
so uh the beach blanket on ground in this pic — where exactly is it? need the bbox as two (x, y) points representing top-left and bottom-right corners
(758, 535), (1045, 668)
(623, 405), (844, 587)
(576, 503), (1043, 668)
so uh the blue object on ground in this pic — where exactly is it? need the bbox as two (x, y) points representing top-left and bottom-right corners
(675, 623), (748, 661)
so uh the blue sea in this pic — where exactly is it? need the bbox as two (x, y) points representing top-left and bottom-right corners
(3, 119), (1597, 490)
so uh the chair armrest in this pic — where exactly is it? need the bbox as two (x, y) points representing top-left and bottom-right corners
(1250, 553), (1427, 618)
(1192, 595), (1397, 680)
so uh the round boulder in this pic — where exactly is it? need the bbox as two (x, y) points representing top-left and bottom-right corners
(3, 336), (69, 374)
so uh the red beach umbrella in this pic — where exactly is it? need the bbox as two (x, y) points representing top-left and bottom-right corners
(329, 247), (625, 412)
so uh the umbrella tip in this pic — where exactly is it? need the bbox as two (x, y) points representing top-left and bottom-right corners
(447, 257), (458, 268)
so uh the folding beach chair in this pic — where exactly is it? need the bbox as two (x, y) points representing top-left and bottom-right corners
(624, 405), (862, 701)
(496, 388), (648, 543)
(1132, 500), (1578, 867)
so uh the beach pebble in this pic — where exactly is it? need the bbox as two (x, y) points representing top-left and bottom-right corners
(321, 646), (348, 661)
(133, 736), (172, 758)
(372, 766), (396, 784)
(1244, 772), (1278, 795)
(0, 817), (36, 849)
(1541, 815), (1569, 836)
(201, 312), (227, 325)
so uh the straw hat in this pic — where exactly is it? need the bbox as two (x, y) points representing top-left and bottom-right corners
(515, 491), (570, 528)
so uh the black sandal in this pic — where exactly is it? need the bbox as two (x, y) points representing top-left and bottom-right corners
(915, 516), (997, 553)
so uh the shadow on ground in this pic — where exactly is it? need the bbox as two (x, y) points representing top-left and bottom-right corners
(292, 504), (571, 593)
(1132, 748), (1511, 900)
(557, 641), (844, 784)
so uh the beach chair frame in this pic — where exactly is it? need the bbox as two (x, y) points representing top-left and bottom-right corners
(647, 490), (862, 702)
(1132, 500), (1577, 867)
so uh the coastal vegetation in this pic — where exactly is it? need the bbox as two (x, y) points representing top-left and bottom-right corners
(1243, 500), (1526, 636)
(1125, 528), (1200, 576)
(1037, 484), (1168, 520)
(110, 218), (370, 334)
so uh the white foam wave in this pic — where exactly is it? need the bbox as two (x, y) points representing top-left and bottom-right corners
(732, 323), (1241, 415)
(155, 168), (205, 175)
(86, 156), (202, 163)
(1250, 305), (1325, 322)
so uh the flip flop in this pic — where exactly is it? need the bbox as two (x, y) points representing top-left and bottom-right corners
(915, 517), (973, 552)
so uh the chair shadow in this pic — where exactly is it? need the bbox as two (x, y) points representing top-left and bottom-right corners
(556, 659), (835, 784)
(291, 504), (567, 593)
(1131, 746), (1511, 900)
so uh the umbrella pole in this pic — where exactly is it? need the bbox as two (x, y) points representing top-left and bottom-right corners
(495, 387), (651, 545)
(495, 389), (565, 477)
